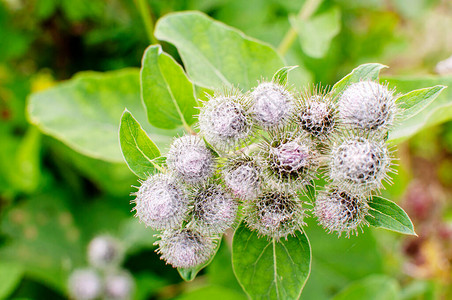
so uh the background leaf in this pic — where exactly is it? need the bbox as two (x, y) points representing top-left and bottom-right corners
(232, 223), (311, 300)
(332, 275), (400, 300)
(396, 85), (446, 120)
(0, 261), (23, 299)
(386, 76), (452, 142)
(365, 196), (416, 236)
(141, 45), (198, 129)
(332, 63), (387, 95)
(28, 69), (181, 162)
(291, 6), (341, 58)
(119, 110), (162, 179)
(154, 11), (284, 90)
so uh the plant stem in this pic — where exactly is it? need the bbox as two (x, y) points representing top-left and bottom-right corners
(135, 0), (158, 44)
(277, 0), (323, 56)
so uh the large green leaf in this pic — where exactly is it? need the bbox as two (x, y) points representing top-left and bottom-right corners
(332, 63), (387, 95)
(366, 196), (416, 236)
(386, 76), (452, 142)
(141, 45), (198, 129)
(119, 110), (163, 179)
(232, 222), (311, 300)
(0, 261), (23, 299)
(291, 6), (341, 58)
(27, 69), (180, 163)
(154, 11), (284, 90)
(332, 275), (400, 300)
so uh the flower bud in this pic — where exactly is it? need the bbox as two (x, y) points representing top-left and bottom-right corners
(329, 135), (392, 193)
(339, 81), (396, 131)
(87, 235), (123, 269)
(133, 173), (189, 230)
(167, 135), (215, 184)
(222, 156), (262, 200)
(155, 228), (216, 268)
(190, 183), (238, 235)
(68, 269), (102, 300)
(250, 82), (294, 128)
(104, 271), (135, 300)
(314, 188), (369, 237)
(245, 190), (305, 239)
(198, 93), (253, 150)
(296, 90), (337, 139)
(260, 130), (318, 188)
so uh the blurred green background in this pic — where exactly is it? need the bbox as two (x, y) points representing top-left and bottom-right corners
(1, 0), (452, 299)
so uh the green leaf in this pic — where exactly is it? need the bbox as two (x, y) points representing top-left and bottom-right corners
(0, 261), (23, 299)
(178, 239), (222, 282)
(386, 76), (452, 142)
(365, 196), (416, 236)
(119, 110), (163, 179)
(272, 66), (298, 86)
(28, 69), (181, 162)
(232, 222), (311, 300)
(141, 45), (198, 129)
(332, 275), (400, 300)
(396, 85), (446, 120)
(291, 6), (341, 58)
(302, 218), (383, 300)
(0, 190), (85, 292)
(154, 11), (284, 90)
(333, 63), (387, 95)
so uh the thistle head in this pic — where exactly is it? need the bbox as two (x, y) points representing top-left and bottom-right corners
(222, 155), (262, 200)
(329, 135), (392, 193)
(339, 81), (396, 131)
(133, 173), (189, 230)
(245, 190), (305, 239)
(155, 228), (216, 268)
(250, 81), (295, 128)
(167, 135), (215, 184)
(190, 182), (238, 235)
(68, 269), (102, 300)
(260, 129), (318, 188)
(198, 92), (253, 150)
(87, 235), (123, 269)
(314, 188), (369, 237)
(296, 88), (337, 139)
(104, 271), (135, 300)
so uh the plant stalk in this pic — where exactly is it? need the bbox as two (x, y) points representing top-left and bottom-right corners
(135, 0), (158, 44)
(277, 0), (323, 56)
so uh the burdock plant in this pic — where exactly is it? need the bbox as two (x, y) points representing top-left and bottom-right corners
(118, 29), (445, 298)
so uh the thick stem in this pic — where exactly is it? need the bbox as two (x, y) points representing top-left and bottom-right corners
(135, 0), (158, 44)
(277, 0), (323, 56)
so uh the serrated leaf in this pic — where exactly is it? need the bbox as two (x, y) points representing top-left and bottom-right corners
(232, 223), (311, 300)
(365, 196), (416, 236)
(272, 66), (298, 86)
(178, 239), (222, 282)
(141, 45), (198, 129)
(154, 11), (284, 90)
(291, 6), (341, 58)
(119, 110), (162, 179)
(27, 69), (181, 162)
(333, 275), (400, 300)
(386, 76), (452, 142)
(332, 63), (387, 95)
(396, 85), (446, 120)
